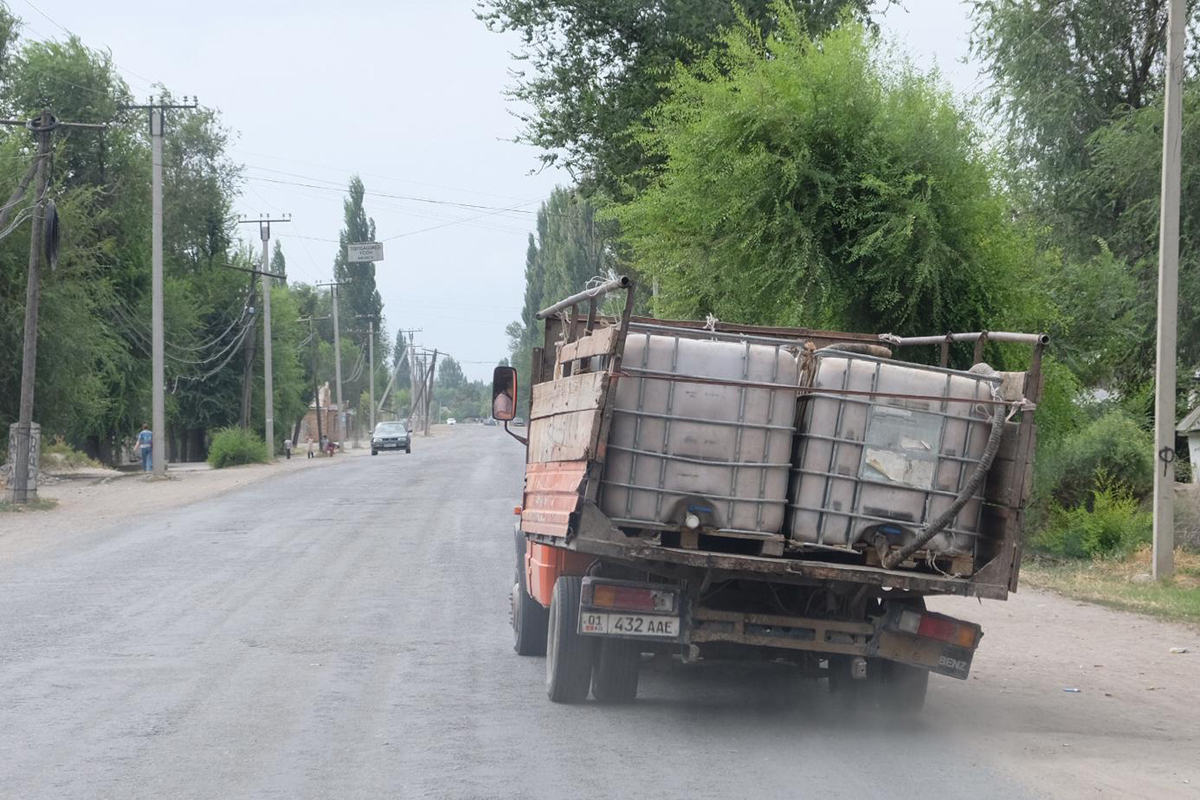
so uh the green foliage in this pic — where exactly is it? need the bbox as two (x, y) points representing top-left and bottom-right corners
(433, 356), (491, 421)
(613, 15), (1035, 336)
(970, 1), (1175, 207)
(42, 437), (101, 469)
(1037, 410), (1154, 510)
(478, 0), (874, 196)
(1032, 474), (1151, 558)
(0, 25), (327, 466)
(505, 187), (616, 410)
(206, 426), (270, 469)
(1033, 356), (1082, 451)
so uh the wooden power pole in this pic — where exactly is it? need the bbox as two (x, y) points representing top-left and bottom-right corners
(3, 110), (105, 502)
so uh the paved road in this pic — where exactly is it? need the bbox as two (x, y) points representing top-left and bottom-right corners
(1, 428), (1196, 799)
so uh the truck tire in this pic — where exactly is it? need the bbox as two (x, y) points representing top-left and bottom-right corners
(875, 597), (929, 714)
(877, 659), (929, 714)
(591, 638), (640, 703)
(826, 656), (866, 702)
(546, 576), (594, 703)
(512, 527), (547, 656)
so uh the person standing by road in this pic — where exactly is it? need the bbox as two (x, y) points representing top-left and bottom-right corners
(136, 423), (153, 473)
(283, 437), (293, 460)
(306, 435), (315, 459)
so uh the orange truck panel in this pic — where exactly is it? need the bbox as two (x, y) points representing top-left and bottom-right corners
(527, 542), (593, 608)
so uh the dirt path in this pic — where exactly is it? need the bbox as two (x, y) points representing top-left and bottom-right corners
(931, 591), (1200, 797)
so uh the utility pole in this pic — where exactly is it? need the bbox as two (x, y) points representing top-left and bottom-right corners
(298, 314), (331, 448)
(377, 327), (420, 419)
(407, 332), (424, 430)
(318, 282), (349, 451)
(3, 110), (105, 502)
(238, 215), (291, 455)
(123, 96), (196, 477)
(367, 320), (375, 433)
(1153, 0), (1185, 581)
(425, 349), (439, 436)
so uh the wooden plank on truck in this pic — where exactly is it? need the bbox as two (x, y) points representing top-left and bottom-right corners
(528, 409), (602, 462)
(558, 326), (619, 366)
(528, 371), (611, 463)
(531, 371), (609, 419)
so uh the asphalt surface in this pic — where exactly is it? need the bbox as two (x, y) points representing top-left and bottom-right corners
(0, 428), (1192, 799)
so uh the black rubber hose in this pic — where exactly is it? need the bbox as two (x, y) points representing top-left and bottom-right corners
(882, 400), (1006, 570)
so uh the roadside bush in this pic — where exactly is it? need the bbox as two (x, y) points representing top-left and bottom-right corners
(207, 427), (269, 469)
(1038, 409), (1153, 509)
(42, 436), (101, 469)
(1031, 475), (1151, 558)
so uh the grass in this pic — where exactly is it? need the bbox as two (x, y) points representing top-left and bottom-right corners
(0, 497), (59, 512)
(1022, 546), (1200, 625)
(42, 439), (103, 470)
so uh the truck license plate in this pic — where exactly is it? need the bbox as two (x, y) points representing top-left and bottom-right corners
(580, 612), (679, 638)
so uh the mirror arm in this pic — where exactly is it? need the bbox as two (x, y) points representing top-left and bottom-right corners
(503, 421), (528, 446)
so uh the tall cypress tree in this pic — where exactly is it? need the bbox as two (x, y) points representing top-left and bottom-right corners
(333, 175), (382, 327)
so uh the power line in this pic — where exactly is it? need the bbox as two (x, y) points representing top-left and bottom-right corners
(233, 149), (536, 203)
(245, 175), (557, 217)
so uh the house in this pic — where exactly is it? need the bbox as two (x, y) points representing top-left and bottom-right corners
(1176, 406), (1200, 484)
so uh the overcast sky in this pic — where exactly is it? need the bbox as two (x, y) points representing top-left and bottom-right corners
(18, 0), (980, 381)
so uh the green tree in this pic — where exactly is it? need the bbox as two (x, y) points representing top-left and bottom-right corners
(271, 240), (286, 279)
(333, 175), (381, 326)
(970, 0), (1181, 212)
(613, 13), (1039, 338)
(478, 0), (875, 196)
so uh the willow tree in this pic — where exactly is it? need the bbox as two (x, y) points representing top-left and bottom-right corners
(614, 10), (1041, 339)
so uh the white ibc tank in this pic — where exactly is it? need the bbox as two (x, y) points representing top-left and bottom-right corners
(788, 351), (1001, 556)
(600, 333), (799, 534)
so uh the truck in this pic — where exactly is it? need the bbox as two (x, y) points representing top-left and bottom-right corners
(492, 277), (1045, 710)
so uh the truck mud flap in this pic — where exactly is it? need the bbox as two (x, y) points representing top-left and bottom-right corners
(868, 605), (982, 680)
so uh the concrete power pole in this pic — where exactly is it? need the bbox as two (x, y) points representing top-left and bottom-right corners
(3, 109), (105, 502)
(238, 216), (291, 455)
(367, 320), (376, 434)
(150, 108), (166, 477)
(9, 111), (51, 500)
(425, 349), (439, 436)
(318, 282), (349, 451)
(1153, 0), (1186, 581)
(124, 96), (195, 477)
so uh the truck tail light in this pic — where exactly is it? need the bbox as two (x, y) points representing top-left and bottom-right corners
(896, 608), (979, 649)
(588, 582), (677, 614)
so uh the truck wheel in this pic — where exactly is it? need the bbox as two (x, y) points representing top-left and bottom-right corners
(546, 576), (594, 703)
(591, 638), (640, 703)
(876, 659), (929, 714)
(512, 526), (548, 656)
(826, 656), (866, 703)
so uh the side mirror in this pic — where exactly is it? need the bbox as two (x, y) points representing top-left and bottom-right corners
(492, 366), (518, 421)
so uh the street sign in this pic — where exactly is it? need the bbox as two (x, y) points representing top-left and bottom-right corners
(347, 242), (384, 262)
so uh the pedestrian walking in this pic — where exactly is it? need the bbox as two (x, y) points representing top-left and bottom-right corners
(136, 423), (153, 472)
(306, 435), (315, 459)
(283, 437), (293, 460)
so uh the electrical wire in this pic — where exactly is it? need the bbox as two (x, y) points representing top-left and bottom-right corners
(172, 323), (254, 384)
(245, 175), (560, 218)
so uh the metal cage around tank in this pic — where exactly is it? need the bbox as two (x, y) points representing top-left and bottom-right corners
(787, 350), (1005, 559)
(597, 324), (801, 551)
